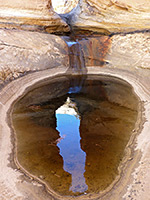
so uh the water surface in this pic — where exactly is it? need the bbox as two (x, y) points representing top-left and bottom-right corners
(12, 75), (138, 196)
(56, 105), (88, 193)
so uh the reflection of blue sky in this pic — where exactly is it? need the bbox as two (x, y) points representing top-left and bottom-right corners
(56, 106), (88, 193)
(65, 41), (77, 47)
(68, 86), (82, 94)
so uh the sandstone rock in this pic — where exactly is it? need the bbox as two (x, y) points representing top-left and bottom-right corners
(0, 29), (69, 86)
(106, 32), (150, 69)
(68, 0), (150, 34)
(0, 0), (70, 33)
(78, 36), (111, 66)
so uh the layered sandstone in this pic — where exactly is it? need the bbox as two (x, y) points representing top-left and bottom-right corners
(0, 29), (69, 88)
(0, 0), (149, 34)
(69, 0), (150, 34)
(0, 0), (70, 33)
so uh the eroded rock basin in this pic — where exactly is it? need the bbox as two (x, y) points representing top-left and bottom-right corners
(12, 74), (138, 198)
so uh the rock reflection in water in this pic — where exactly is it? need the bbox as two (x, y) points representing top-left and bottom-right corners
(56, 97), (88, 193)
(12, 75), (138, 197)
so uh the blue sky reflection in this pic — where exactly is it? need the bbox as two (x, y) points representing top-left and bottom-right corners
(56, 98), (88, 193)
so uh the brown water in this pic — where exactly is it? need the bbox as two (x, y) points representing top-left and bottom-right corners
(12, 75), (138, 197)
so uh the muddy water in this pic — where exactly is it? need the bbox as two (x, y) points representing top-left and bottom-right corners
(12, 75), (138, 196)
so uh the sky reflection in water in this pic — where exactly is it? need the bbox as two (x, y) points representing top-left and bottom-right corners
(56, 98), (88, 193)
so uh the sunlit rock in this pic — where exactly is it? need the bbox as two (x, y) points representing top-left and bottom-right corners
(0, 29), (69, 86)
(69, 0), (150, 33)
(106, 32), (150, 70)
(0, 0), (70, 33)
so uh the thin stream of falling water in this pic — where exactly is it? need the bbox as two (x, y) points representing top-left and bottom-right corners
(64, 37), (87, 74)
(63, 34), (112, 94)
(63, 36), (87, 94)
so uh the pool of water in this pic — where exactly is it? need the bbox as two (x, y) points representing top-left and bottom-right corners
(12, 75), (138, 196)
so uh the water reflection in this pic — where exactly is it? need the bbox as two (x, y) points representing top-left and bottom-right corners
(12, 75), (138, 196)
(68, 75), (86, 94)
(56, 97), (88, 193)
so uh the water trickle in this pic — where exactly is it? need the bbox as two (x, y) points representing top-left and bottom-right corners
(63, 34), (111, 74)
(64, 37), (86, 74)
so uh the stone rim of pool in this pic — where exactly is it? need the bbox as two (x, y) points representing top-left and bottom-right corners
(8, 71), (142, 199)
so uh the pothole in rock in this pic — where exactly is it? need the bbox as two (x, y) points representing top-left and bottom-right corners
(52, 0), (78, 14)
(12, 74), (138, 197)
